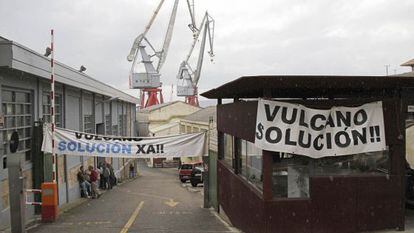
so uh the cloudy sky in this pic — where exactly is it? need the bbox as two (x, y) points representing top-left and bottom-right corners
(1, 0), (413, 102)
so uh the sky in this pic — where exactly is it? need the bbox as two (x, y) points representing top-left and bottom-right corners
(1, 0), (414, 102)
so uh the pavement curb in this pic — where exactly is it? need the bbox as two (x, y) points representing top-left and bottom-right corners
(209, 208), (241, 233)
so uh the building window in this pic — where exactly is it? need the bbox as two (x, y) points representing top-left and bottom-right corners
(239, 140), (263, 192)
(84, 115), (94, 133)
(118, 114), (127, 136)
(105, 114), (111, 135)
(123, 114), (127, 136)
(271, 151), (389, 198)
(1, 89), (33, 163)
(42, 92), (62, 127)
(223, 134), (233, 167)
(112, 125), (118, 136)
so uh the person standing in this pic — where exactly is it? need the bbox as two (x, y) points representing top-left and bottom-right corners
(88, 165), (100, 198)
(102, 162), (111, 190)
(77, 166), (91, 198)
(108, 163), (116, 187)
(129, 163), (135, 178)
(98, 162), (105, 189)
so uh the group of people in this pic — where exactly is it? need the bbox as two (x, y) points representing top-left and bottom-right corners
(77, 161), (118, 199)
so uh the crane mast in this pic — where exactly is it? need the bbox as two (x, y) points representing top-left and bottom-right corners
(177, 12), (215, 107)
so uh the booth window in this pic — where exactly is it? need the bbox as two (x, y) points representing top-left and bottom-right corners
(223, 133), (233, 167)
(239, 139), (263, 192)
(271, 150), (389, 198)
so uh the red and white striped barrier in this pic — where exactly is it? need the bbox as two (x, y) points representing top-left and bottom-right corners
(50, 29), (57, 183)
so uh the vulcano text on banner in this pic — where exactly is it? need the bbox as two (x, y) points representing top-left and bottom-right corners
(254, 99), (386, 158)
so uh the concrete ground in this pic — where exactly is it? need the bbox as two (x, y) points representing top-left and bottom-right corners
(364, 209), (414, 233)
(7, 161), (414, 233)
(26, 162), (236, 233)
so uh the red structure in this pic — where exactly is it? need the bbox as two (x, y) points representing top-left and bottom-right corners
(201, 75), (414, 233)
(41, 182), (58, 222)
(185, 87), (199, 107)
(140, 88), (164, 109)
(185, 95), (199, 107)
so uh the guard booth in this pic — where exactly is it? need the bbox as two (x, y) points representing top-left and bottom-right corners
(201, 75), (414, 233)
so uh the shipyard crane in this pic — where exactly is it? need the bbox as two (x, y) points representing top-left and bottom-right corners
(177, 12), (215, 107)
(127, 0), (180, 109)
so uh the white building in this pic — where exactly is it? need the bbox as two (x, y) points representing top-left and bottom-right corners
(137, 101), (201, 167)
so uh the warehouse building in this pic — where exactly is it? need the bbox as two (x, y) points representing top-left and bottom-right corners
(0, 36), (138, 229)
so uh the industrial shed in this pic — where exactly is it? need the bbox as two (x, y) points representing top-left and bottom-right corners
(0, 36), (138, 229)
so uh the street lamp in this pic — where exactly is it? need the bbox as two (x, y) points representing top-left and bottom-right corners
(79, 65), (86, 73)
(44, 47), (52, 57)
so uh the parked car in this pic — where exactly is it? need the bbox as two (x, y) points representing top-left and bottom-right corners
(190, 166), (204, 187)
(179, 162), (202, 183)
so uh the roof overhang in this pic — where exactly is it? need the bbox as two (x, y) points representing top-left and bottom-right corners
(0, 38), (139, 104)
(201, 75), (414, 99)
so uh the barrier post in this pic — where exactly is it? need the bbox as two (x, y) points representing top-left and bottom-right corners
(41, 182), (58, 222)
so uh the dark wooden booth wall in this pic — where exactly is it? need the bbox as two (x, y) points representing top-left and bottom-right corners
(217, 99), (405, 233)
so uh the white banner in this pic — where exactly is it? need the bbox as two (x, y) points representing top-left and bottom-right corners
(406, 124), (414, 169)
(41, 124), (206, 158)
(255, 99), (386, 158)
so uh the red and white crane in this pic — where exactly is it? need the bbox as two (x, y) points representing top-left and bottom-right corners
(177, 11), (215, 107)
(127, 0), (180, 109)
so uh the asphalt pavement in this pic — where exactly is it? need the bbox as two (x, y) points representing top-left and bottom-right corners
(27, 161), (235, 233)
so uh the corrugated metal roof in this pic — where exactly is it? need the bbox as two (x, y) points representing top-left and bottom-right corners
(139, 101), (181, 112)
(0, 36), (139, 104)
(149, 122), (179, 133)
(395, 72), (414, 77)
(201, 75), (414, 99)
(138, 101), (201, 113)
(183, 106), (216, 123)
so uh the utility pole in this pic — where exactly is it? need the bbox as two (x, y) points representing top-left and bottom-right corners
(170, 84), (174, 102)
(385, 64), (390, 76)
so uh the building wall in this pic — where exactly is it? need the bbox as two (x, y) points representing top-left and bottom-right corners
(147, 102), (200, 124)
(0, 71), (39, 228)
(138, 102), (201, 136)
(0, 69), (137, 230)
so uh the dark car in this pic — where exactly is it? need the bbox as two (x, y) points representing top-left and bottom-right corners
(190, 166), (204, 187)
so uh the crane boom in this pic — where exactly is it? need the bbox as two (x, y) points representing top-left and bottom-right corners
(127, 0), (166, 62)
(184, 15), (207, 64)
(156, 0), (179, 72)
(193, 19), (208, 86)
(186, 0), (197, 32)
(177, 12), (215, 101)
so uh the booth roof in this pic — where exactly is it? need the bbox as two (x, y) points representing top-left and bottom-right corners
(201, 75), (414, 99)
